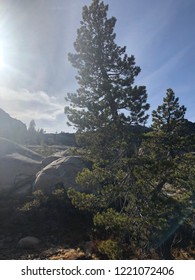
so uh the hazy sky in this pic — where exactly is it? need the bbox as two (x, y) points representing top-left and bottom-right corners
(0, 0), (194, 132)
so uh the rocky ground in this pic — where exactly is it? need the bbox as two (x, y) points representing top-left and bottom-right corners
(1, 193), (195, 260)
(0, 185), (98, 260)
(1, 233), (195, 260)
(0, 236), (98, 260)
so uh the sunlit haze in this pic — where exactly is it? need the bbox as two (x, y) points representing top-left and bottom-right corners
(0, 43), (6, 69)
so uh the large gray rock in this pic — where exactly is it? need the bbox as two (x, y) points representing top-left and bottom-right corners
(34, 156), (86, 193)
(0, 137), (43, 193)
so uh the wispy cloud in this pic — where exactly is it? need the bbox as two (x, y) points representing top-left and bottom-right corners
(0, 87), (67, 131)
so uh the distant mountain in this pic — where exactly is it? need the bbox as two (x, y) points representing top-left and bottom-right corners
(0, 108), (27, 144)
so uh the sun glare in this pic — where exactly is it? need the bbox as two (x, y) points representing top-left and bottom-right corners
(0, 46), (5, 68)
(0, 38), (7, 69)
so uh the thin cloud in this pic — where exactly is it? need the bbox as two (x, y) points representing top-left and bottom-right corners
(0, 87), (66, 128)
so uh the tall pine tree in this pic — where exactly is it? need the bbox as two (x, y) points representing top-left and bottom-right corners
(64, 0), (150, 259)
(65, 0), (149, 133)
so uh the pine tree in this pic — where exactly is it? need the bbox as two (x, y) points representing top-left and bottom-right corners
(28, 119), (37, 144)
(65, 0), (149, 133)
(28, 119), (36, 132)
(64, 0), (150, 259)
(149, 88), (187, 187)
(64, 0), (150, 183)
(136, 89), (195, 258)
(152, 88), (186, 132)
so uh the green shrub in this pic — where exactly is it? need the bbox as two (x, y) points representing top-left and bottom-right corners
(98, 239), (123, 260)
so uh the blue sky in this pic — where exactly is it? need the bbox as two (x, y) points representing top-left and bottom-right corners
(0, 0), (194, 132)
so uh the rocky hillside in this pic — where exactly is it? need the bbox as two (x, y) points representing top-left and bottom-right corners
(0, 108), (76, 146)
(0, 108), (27, 144)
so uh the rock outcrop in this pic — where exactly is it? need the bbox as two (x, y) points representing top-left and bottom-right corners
(0, 134), (90, 196)
(34, 156), (86, 193)
(0, 137), (43, 193)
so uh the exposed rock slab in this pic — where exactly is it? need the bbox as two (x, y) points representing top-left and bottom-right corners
(0, 137), (43, 161)
(0, 137), (43, 193)
(34, 156), (86, 193)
